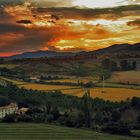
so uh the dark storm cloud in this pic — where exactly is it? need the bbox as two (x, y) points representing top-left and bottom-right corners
(31, 0), (73, 7)
(0, 0), (73, 8)
(127, 19), (140, 26)
(0, 25), (64, 54)
(0, 33), (47, 53)
(0, 8), (13, 23)
(34, 5), (140, 20)
(0, 23), (26, 34)
(0, 0), (23, 6)
(16, 20), (32, 24)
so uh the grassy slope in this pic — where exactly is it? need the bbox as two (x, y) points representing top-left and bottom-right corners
(0, 123), (139, 140)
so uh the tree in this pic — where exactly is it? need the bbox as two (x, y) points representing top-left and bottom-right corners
(131, 97), (140, 108)
(0, 58), (4, 63)
(102, 59), (111, 70)
(0, 96), (10, 107)
(2, 114), (17, 123)
(137, 115), (140, 124)
(102, 59), (117, 71)
(18, 114), (32, 122)
(84, 81), (94, 88)
(102, 121), (131, 135)
(132, 61), (137, 70)
(51, 106), (60, 120)
(83, 90), (92, 128)
(94, 111), (104, 125)
(45, 114), (54, 123)
(66, 112), (80, 127)
(120, 60), (128, 70)
(111, 61), (117, 71)
(69, 65), (92, 77)
(111, 110), (121, 122)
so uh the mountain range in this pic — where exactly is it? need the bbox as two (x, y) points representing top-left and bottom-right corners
(5, 43), (140, 59)
(89, 43), (140, 55)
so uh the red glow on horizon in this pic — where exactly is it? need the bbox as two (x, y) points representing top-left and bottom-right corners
(0, 53), (19, 57)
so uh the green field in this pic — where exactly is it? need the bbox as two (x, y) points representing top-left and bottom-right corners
(0, 123), (139, 140)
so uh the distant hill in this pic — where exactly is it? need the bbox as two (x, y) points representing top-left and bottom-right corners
(88, 43), (140, 55)
(9, 50), (75, 59)
(7, 43), (140, 59)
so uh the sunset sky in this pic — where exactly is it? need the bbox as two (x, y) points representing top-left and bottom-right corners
(0, 0), (140, 56)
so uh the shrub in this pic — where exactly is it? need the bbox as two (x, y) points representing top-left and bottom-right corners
(2, 114), (17, 123)
(102, 121), (131, 135)
(45, 114), (54, 123)
(18, 114), (32, 122)
(0, 96), (10, 107)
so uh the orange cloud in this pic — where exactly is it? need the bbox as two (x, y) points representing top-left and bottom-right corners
(0, 3), (140, 56)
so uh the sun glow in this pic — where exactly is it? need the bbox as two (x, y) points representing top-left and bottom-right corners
(68, 19), (131, 26)
(56, 45), (75, 50)
(34, 21), (53, 27)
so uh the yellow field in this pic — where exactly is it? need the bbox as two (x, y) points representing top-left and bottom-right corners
(0, 76), (24, 85)
(0, 76), (79, 91)
(62, 88), (140, 101)
(0, 64), (18, 69)
(46, 77), (97, 84)
(19, 83), (78, 91)
(1, 76), (140, 101)
(108, 71), (140, 85)
(19, 83), (140, 102)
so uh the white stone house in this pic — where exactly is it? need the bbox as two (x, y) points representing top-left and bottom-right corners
(0, 103), (18, 119)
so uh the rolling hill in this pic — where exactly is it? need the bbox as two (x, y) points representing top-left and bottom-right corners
(5, 43), (140, 60)
(9, 50), (75, 59)
(88, 43), (140, 55)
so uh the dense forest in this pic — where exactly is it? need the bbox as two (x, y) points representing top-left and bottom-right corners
(0, 84), (140, 137)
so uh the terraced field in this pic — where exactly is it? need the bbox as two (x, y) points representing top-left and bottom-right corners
(0, 123), (139, 140)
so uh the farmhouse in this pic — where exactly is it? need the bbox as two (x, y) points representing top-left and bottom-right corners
(16, 107), (29, 115)
(0, 103), (18, 119)
(30, 76), (41, 83)
(0, 79), (8, 87)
